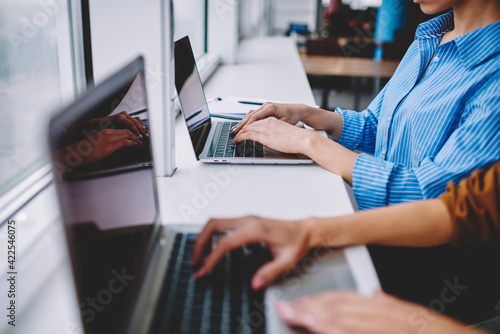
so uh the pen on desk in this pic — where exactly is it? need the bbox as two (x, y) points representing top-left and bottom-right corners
(207, 97), (222, 103)
(238, 101), (264, 106)
(211, 113), (244, 120)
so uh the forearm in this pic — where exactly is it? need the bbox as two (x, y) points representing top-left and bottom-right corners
(300, 132), (357, 184)
(300, 105), (343, 140)
(308, 199), (453, 248)
(58, 117), (110, 145)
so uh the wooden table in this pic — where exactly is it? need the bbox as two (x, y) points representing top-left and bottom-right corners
(300, 54), (400, 110)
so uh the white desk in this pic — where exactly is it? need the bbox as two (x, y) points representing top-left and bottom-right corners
(158, 37), (356, 224)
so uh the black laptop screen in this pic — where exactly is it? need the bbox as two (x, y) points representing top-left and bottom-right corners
(174, 36), (210, 131)
(49, 58), (160, 334)
(175, 36), (212, 157)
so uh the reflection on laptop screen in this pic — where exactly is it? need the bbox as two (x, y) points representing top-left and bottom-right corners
(53, 68), (152, 179)
(49, 58), (160, 334)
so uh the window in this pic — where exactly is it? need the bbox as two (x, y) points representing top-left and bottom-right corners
(239, 0), (272, 39)
(0, 1), (77, 205)
(173, 0), (207, 59)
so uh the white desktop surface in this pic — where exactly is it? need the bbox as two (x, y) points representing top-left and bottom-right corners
(158, 37), (355, 224)
(204, 37), (316, 103)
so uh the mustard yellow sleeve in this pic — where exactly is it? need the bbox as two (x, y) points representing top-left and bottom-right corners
(439, 161), (500, 247)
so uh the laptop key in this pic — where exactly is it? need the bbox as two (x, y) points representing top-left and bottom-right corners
(244, 141), (254, 157)
(246, 245), (270, 334)
(208, 123), (223, 157)
(229, 249), (244, 333)
(255, 142), (264, 158)
(224, 148), (234, 157)
(248, 289), (266, 334)
(235, 142), (245, 157)
(210, 257), (227, 333)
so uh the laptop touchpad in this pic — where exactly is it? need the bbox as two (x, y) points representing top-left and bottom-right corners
(265, 249), (356, 333)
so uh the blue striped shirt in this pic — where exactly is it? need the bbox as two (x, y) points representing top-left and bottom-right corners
(335, 11), (500, 210)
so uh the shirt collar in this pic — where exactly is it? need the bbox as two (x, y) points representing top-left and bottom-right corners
(415, 11), (454, 40)
(454, 20), (500, 70)
(416, 11), (500, 70)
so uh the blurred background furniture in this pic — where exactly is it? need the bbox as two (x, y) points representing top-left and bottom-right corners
(301, 54), (399, 110)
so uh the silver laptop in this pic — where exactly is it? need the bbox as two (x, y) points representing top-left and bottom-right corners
(175, 36), (315, 165)
(48, 57), (379, 334)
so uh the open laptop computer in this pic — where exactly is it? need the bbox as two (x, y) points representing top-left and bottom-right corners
(175, 36), (316, 165)
(48, 57), (380, 334)
(52, 65), (152, 180)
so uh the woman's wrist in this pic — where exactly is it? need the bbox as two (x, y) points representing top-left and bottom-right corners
(301, 217), (322, 249)
(304, 216), (349, 249)
(312, 214), (371, 249)
(328, 111), (343, 140)
(300, 106), (342, 137)
(295, 104), (316, 123)
(297, 129), (319, 156)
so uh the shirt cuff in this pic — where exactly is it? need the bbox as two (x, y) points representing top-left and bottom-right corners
(335, 108), (365, 151)
(352, 153), (395, 210)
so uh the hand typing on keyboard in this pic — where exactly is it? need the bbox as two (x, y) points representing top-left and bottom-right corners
(191, 215), (482, 334)
(191, 216), (317, 290)
(157, 232), (270, 333)
(232, 117), (314, 155)
(231, 102), (306, 135)
(211, 121), (265, 158)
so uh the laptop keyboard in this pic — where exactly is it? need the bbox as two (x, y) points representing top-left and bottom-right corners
(209, 122), (265, 158)
(153, 232), (271, 334)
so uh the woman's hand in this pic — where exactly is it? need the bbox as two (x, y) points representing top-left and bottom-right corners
(232, 102), (310, 134)
(57, 128), (144, 169)
(276, 291), (477, 334)
(232, 109), (356, 184)
(192, 216), (316, 290)
(109, 111), (148, 137)
(233, 102), (343, 141)
(233, 117), (317, 155)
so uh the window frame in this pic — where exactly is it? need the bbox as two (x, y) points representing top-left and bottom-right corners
(0, 0), (87, 224)
(193, 0), (221, 83)
(198, 0), (222, 83)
